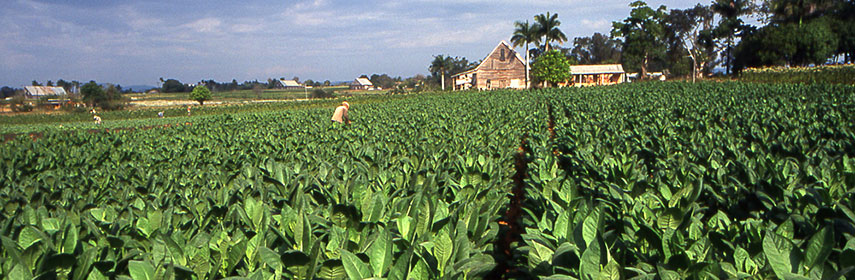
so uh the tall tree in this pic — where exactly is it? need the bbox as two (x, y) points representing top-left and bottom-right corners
(531, 50), (572, 87)
(534, 12), (567, 52)
(767, 0), (835, 25)
(665, 4), (716, 81)
(511, 20), (540, 89)
(429, 55), (454, 90)
(612, 1), (668, 77)
(712, 0), (754, 75)
(570, 33), (622, 64)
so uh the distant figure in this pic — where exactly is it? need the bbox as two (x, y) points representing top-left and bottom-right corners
(90, 108), (97, 114)
(158, 111), (164, 118)
(94, 115), (101, 125)
(331, 101), (350, 125)
(187, 105), (191, 116)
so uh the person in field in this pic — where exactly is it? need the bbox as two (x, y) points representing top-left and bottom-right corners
(331, 101), (350, 125)
(94, 115), (101, 124)
(187, 105), (192, 116)
(158, 111), (164, 118)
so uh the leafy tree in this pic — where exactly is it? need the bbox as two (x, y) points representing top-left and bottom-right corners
(80, 81), (104, 106)
(665, 5), (717, 80)
(162, 79), (186, 93)
(190, 85), (212, 105)
(1, 86), (16, 98)
(712, 0), (755, 75)
(735, 18), (838, 71)
(766, 0), (836, 25)
(612, 1), (668, 77)
(32, 80), (41, 86)
(511, 20), (540, 89)
(570, 33), (622, 65)
(534, 12), (567, 52)
(531, 50), (571, 87)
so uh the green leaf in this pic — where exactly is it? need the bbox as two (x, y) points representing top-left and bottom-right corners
(579, 237), (601, 280)
(368, 228), (392, 278)
(804, 226), (832, 270)
(128, 260), (156, 280)
(18, 226), (42, 250)
(340, 249), (371, 280)
(600, 259), (621, 280)
(763, 230), (797, 278)
(581, 208), (600, 247)
(257, 247), (282, 271)
(433, 230), (454, 275)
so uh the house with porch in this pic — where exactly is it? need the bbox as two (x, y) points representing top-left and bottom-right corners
(451, 41), (527, 90)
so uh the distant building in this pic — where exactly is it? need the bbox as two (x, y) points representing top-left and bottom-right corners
(275, 79), (305, 89)
(451, 40), (526, 91)
(24, 86), (67, 99)
(350, 78), (373, 90)
(562, 64), (626, 87)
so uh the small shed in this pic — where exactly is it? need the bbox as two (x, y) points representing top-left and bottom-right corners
(276, 79), (304, 89)
(24, 86), (67, 99)
(350, 78), (373, 90)
(563, 64), (626, 87)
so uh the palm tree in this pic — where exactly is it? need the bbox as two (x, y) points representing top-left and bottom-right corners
(511, 20), (540, 89)
(430, 55), (453, 90)
(534, 12), (568, 52)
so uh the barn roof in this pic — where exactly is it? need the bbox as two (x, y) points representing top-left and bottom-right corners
(279, 79), (302, 87)
(25, 86), (67, 96)
(353, 78), (372, 86)
(570, 64), (625, 75)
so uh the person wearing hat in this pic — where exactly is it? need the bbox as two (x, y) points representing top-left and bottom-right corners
(331, 101), (351, 125)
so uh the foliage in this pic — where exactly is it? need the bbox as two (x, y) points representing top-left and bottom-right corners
(612, 1), (668, 76)
(739, 64), (855, 85)
(80, 81), (104, 106)
(428, 55), (475, 90)
(711, 0), (755, 75)
(310, 88), (334, 99)
(161, 79), (187, 93)
(570, 33), (621, 65)
(511, 20), (539, 88)
(532, 50), (571, 87)
(735, 18), (839, 71)
(189, 85), (212, 105)
(533, 12), (567, 52)
(9, 95), (33, 112)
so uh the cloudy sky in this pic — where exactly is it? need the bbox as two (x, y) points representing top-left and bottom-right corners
(1, 0), (704, 87)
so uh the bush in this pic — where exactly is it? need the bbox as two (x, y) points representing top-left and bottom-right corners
(310, 88), (334, 99)
(10, 95), (33, 112)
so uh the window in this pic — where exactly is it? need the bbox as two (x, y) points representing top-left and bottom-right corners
(500, 49), (505, 61)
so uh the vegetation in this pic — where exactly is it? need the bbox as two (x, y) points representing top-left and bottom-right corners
(611, 1), (667, 77)
(189, 86), (212, 105)
(531, 50), (572, 87)
(740, 64), (855, 85)
(3, 82), (851, 279)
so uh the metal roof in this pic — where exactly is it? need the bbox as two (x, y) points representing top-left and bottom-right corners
(570, 64), (625, 75)
(24, 86), (67, 96)
(278, 79), (302, 87)
(353, 78), (372, 86)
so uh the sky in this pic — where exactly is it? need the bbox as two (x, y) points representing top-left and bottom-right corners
(1, 0), (705, 87)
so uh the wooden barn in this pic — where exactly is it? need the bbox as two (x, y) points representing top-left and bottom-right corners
(24, 86), (67, 99)
(350, 78), (373, 90)
(452, 41), (526, 90)
(562, 64), (626, 87)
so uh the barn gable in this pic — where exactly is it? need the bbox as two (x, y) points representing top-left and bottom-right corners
(452, 41), (527, 90)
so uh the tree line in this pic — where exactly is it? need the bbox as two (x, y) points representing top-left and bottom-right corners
(427, 0), (855, 88)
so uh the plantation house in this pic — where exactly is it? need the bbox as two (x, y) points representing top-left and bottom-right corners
(452, 41), (526, 91)
(560, 64), (627, 87)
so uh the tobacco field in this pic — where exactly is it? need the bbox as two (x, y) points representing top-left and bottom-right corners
(1, 82), (854, 279)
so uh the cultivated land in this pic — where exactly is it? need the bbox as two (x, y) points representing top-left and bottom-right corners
(1, 82), (854, 279)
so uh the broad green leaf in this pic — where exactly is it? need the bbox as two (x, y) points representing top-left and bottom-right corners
(763, 230), (797, 278)
(128, 260), (156, 280)
(804, 226), (832, 270)
(18, 226), (42, 250)
(579, 237), (601, 280)
(257, 247), (282, 271)
(433, 230), (453, 275)
(368, 229), (392, 278)
(340, 249), (371, 280)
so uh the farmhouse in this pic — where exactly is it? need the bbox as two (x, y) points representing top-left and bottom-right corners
(24, 86), (67, 99)
(275, 79), (304, 89)
(452, 40), (526, 91)
(561, 64), (626, 87)
(350, 78), (373, 90)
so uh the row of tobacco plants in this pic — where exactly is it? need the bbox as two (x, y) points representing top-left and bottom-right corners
(2, 81), (854, 279)
(740, 64), (855, 85)
(517, 82), (855, 279)
(0, 90), (547, 279)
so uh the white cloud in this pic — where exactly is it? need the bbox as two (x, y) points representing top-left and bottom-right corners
(580, 19), (611, 31)
(182, 18), (222, 33)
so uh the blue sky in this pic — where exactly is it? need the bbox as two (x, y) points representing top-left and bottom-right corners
(1, 0), (704, 87)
